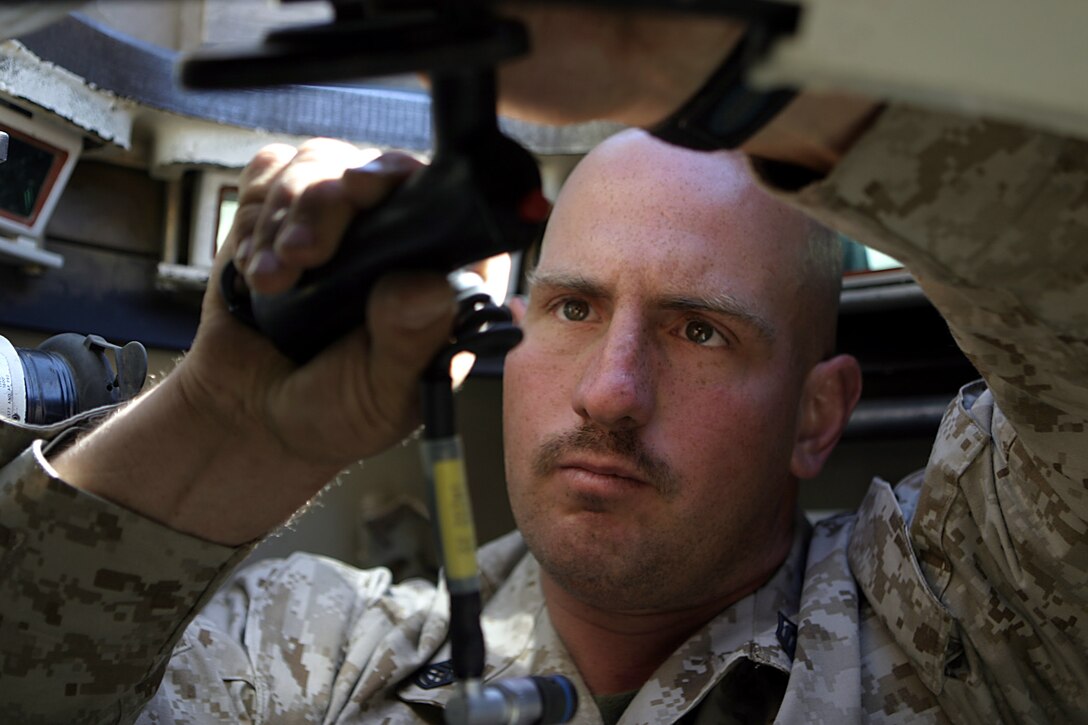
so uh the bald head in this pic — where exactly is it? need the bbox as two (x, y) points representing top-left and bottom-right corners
(505, 131), (860, 614)
(541, 129), (843, 365)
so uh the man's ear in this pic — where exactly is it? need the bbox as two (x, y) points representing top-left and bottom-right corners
(508, 294), (528, 324)
(790, 354), (862, 480)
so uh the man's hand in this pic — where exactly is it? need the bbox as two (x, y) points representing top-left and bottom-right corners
(497, 5), (745, 128)
(497, 4), (882, 175)
(53, 140), (458, 545)
(183, 140), (457, 468)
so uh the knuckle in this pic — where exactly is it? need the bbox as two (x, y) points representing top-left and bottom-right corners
(295, 137), (356, 161)
(242, 144), (296, 181)
(296, 136), (336, 152)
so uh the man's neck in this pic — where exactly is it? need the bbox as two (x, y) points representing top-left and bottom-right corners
(540, 575), (756, 696)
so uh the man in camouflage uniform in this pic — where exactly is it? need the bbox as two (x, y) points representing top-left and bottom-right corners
(2, 9), (1087, 725)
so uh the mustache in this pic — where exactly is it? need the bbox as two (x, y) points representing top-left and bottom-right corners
(531, 424), (680, 498)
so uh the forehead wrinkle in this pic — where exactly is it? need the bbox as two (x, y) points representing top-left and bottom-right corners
(658, 291), (777, 342)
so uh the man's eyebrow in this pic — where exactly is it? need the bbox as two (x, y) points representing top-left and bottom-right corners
(525, 270), (608, 299)
(659, 293), (776, 341)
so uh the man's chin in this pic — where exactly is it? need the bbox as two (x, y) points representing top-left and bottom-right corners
(527, 525), (662, 603)
(542, 559), (676, 613)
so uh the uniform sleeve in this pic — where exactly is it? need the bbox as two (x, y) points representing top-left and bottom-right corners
(763, 106), (1088, 718)
(0, 436), (249, 724)
(138, 553), (423, 724)
(790, 106), (1088, 480)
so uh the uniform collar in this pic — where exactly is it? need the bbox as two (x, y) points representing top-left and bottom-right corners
(621, 514), (808, 721)
(399, 518), (810, 721)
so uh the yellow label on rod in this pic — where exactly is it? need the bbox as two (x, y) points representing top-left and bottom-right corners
(434, 458), (479, 581)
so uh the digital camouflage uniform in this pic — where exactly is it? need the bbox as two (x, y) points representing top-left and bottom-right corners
(1, 106), (1086, 724)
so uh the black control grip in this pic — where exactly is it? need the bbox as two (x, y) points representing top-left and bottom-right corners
(224, 131), (547, 364)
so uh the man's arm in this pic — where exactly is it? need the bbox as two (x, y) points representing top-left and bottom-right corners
(50, 141), (457, 546)
(495, 4), (884, 175)
(0, 438), (251, 721)
(0, 141), (456, 719)
(786, 107), (1088, 485)
(767, 106), (1088, 717)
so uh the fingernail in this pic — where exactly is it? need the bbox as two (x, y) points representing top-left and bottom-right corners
(358, 157), (388, 174)
(246, 248), (281, 278)
(357, 153), (416, 176)
(235, 236), (253, 267)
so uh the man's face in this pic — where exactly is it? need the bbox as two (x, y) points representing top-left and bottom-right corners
(502, 134), (822, 613)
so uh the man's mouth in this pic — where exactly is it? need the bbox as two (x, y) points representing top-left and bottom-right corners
(531, 424), (680, 498)
(558, 456), (648, 486)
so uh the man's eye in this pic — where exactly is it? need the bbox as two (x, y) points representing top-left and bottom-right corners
(684, 320), (725, 347)
(559, 299), (590, 322)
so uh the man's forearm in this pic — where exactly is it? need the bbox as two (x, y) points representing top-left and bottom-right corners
(769, 105), (1088, 483)
(51, 370), (341, 546)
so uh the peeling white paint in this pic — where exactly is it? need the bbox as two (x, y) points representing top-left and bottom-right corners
(149, 111), (313, 173)
(147, 110), (393, 177)
(0, 40), (133, 147)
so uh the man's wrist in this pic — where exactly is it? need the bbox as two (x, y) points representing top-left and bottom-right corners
(51, 370), (339, 546)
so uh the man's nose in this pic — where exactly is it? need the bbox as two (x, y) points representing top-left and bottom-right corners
(572, 322), (655, 430)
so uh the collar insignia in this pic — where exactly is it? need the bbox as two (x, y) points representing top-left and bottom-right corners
(413, 660), (455, 690)
(776, 611), (798, 660)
